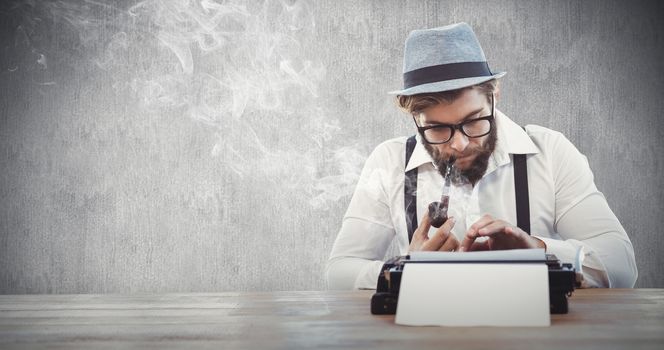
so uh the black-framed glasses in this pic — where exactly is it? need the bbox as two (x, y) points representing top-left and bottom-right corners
(413, 94), (495, 144)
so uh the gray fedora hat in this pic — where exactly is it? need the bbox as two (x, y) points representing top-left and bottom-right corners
(389, 22), (505, 96)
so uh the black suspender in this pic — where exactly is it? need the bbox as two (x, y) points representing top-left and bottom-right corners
(513, 153), (531, 234)
(404, 136), (419, 243)
(515, 125), (531, 234)
(403, 134), (531, 243)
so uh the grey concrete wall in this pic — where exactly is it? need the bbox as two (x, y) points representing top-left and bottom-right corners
(1, 0), (662, 293)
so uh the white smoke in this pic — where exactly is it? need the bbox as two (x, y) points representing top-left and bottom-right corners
(130, 0), (365, 209)
(6, 0), (367, 209)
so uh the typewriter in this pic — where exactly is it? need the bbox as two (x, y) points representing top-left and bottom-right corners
(371, 254), (581, 315)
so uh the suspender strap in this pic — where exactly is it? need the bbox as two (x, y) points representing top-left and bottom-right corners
(404, 136), (418, 243)
(513, 153), (531, 234)
(404, 133), (531, 240)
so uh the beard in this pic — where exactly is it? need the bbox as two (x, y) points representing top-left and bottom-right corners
(423, 127), (497, 186)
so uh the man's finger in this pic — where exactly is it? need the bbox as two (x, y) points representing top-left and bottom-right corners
(476, 221), (509, 237)
(460, 214), (494, 252)
(504, 225), (526, 238)
(439, 235), (459, 252)
(467, 214), (494, 234)
(469, 240), (491, 251)
(412, 208), (432, 241)
(459, 232), (476, 252)
(424, 217), (455, 250)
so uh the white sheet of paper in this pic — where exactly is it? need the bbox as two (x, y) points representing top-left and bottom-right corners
(395, 262), (550, 327)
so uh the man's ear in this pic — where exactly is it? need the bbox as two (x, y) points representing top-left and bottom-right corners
(494, 85), (501, 101)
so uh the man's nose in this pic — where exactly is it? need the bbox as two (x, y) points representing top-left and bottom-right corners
(449, 130), (469, 152)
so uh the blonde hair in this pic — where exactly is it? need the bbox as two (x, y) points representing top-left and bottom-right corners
(396, 79), (499, 115)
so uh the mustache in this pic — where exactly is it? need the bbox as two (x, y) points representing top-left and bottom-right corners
(423, 127), (498, 185)
(439, 145), (492, 161)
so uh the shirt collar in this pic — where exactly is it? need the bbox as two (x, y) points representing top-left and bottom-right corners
(405, 109), (539, 173)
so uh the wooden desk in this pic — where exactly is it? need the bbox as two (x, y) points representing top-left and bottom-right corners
(0, 289), (662, 349)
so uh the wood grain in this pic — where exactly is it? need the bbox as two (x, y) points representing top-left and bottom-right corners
(0, 289), (662, 349)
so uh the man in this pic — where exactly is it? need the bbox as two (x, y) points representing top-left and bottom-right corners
(326, 23), (637, 290)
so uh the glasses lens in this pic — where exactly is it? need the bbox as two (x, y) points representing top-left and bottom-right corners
(423, 126), (453, 143)
(462, 119), (491, 137)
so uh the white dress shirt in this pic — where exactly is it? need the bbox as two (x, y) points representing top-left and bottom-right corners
(327, 110), (638, 289)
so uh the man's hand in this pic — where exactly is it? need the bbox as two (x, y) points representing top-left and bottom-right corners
(459, 214), (546, 252)
(408, 209), (459, 252)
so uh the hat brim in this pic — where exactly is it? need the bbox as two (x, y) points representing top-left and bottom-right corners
(388, 71), (506, 96)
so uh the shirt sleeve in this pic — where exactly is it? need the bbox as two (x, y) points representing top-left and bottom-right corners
(326, 142), (398, 290)
(534, 133), (638, 288)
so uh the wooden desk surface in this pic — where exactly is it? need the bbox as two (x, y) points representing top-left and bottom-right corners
(0, 289), (662, 349)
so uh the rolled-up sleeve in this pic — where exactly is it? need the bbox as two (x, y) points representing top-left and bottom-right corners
(540, 191), (638, 288)
(326, 142), (398, 290)
(327, 218), (394, 289)
(537, 133), (637, 287)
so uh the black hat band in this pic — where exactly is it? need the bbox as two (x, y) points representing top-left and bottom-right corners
(403, 61), (493, 90)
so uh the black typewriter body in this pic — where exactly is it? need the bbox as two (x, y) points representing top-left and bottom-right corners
(371, 254), (580, 315)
